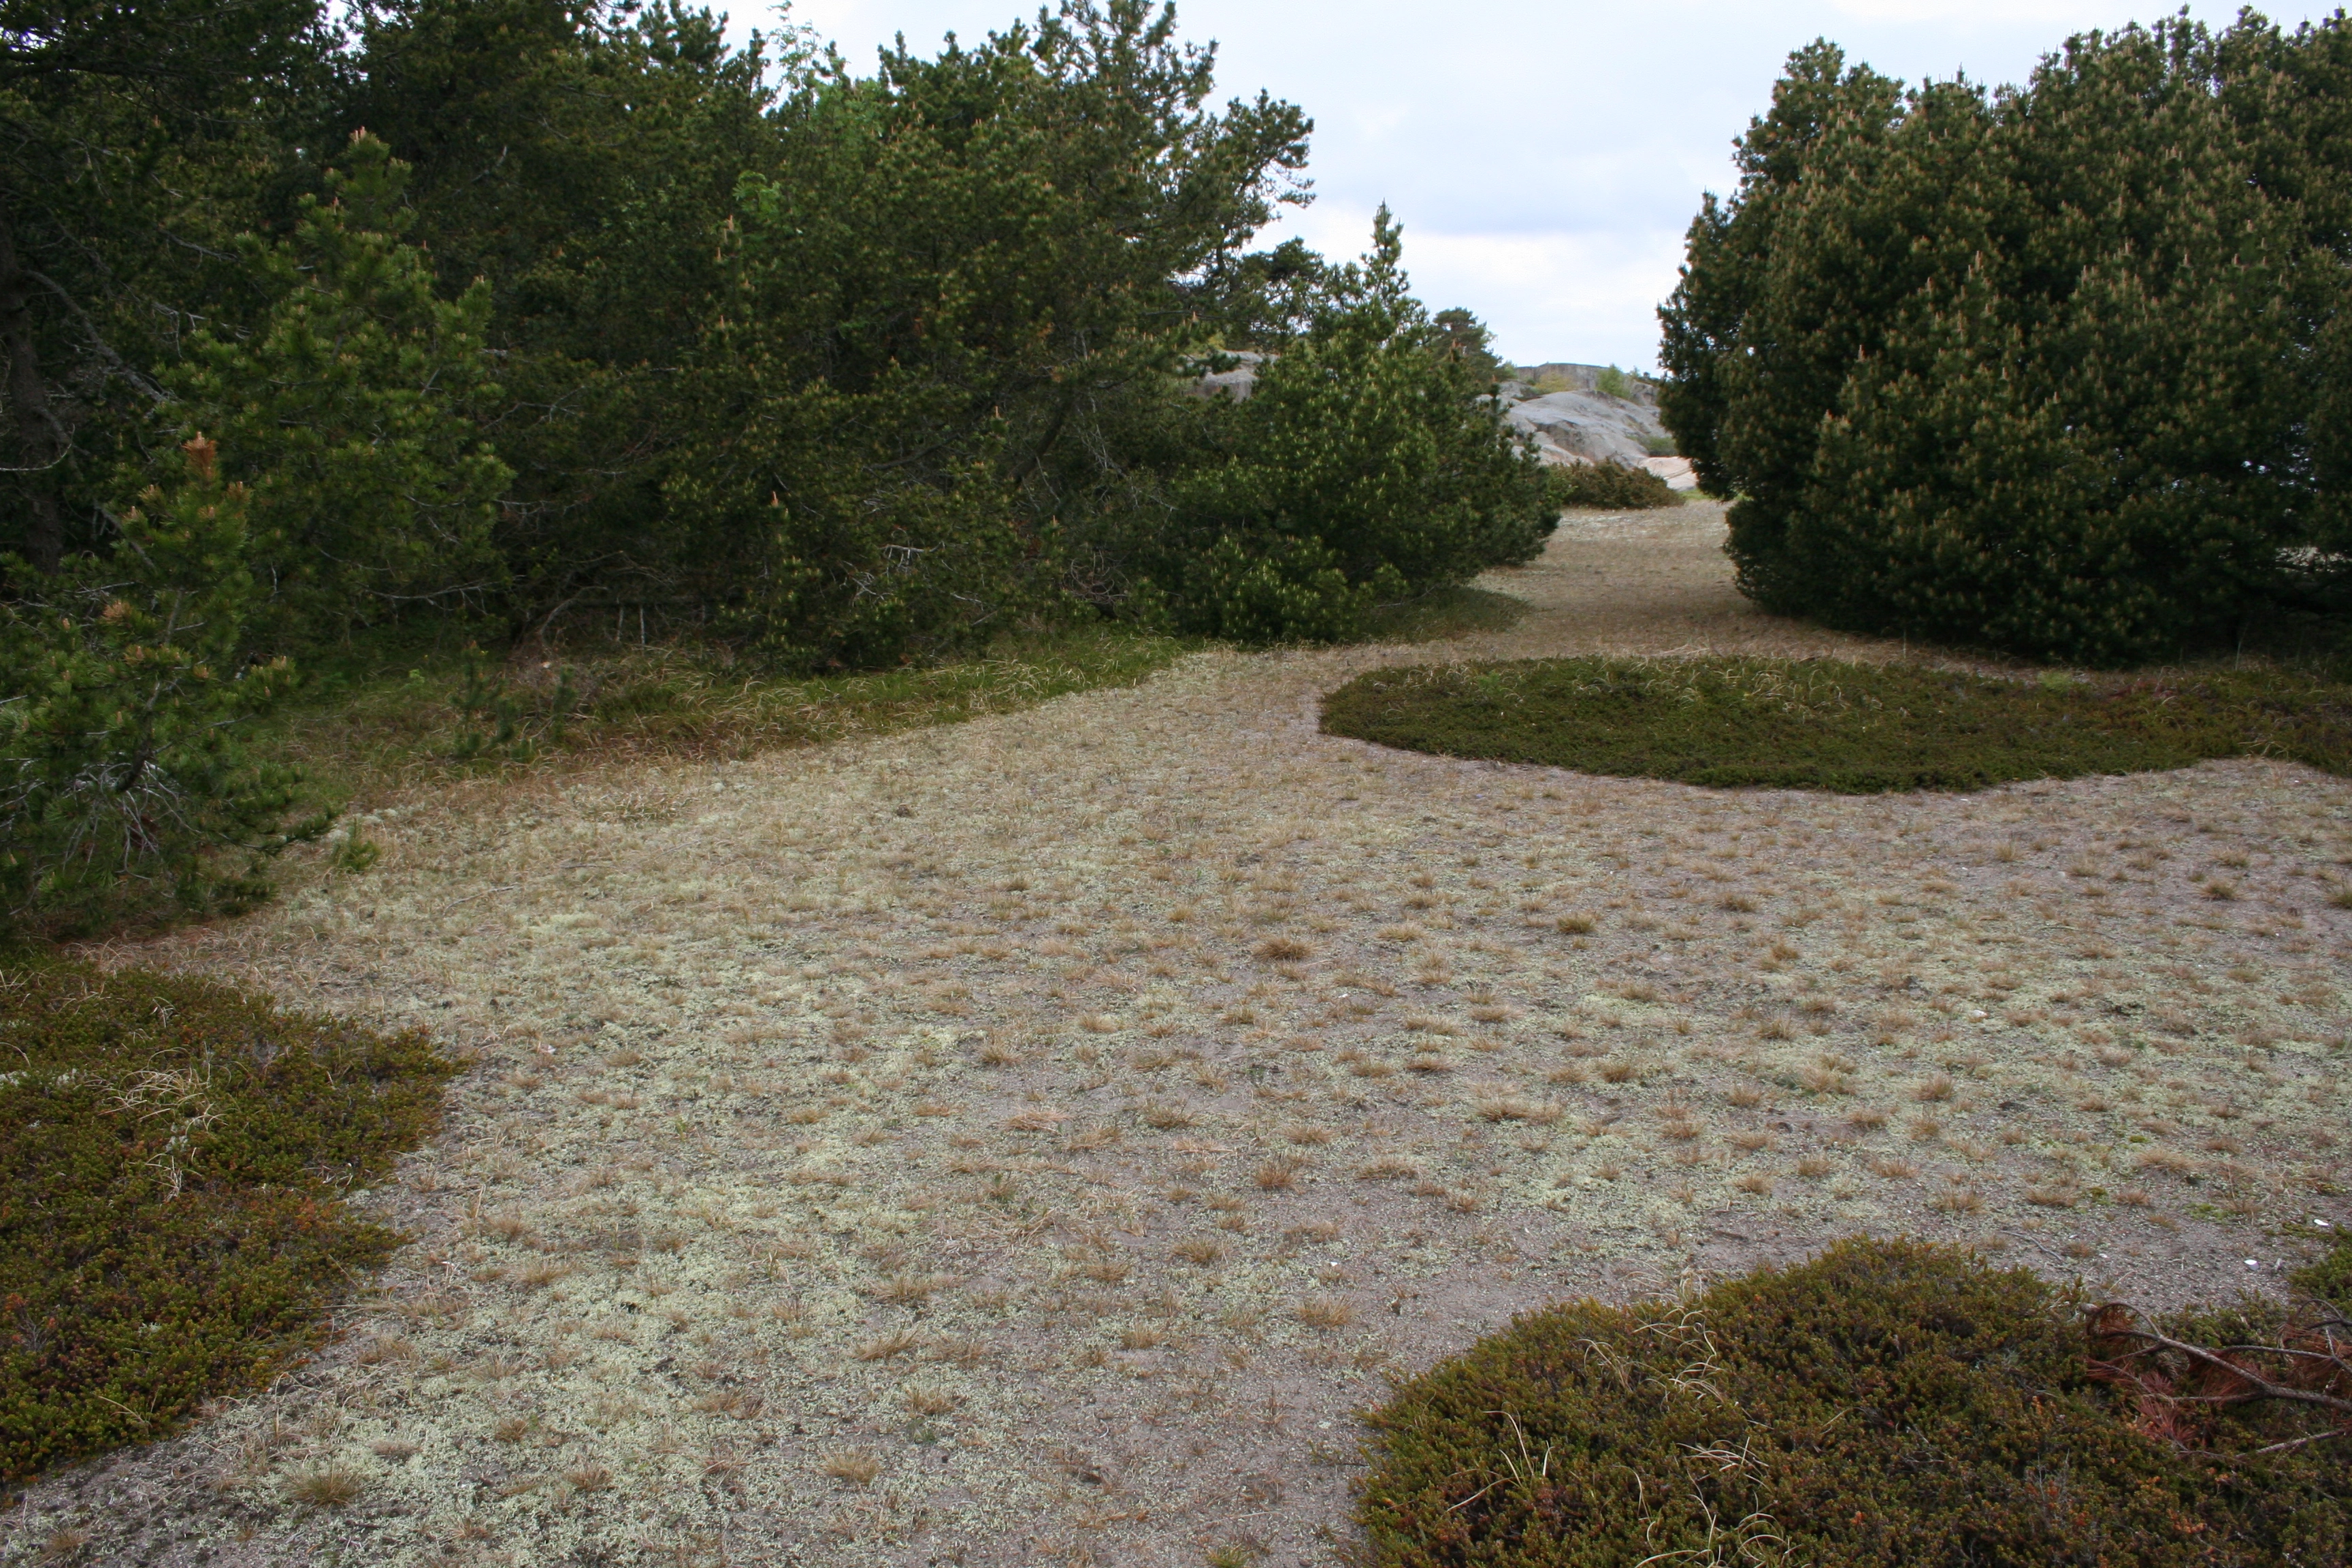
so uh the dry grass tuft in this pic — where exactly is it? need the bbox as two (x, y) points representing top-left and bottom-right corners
(821, 1451), (881, 1487)
(565, 1463), (615, 1493)
(1255, 1156), (1305, 1191)
(283, 1465), (364, 1509)
(1295, 1297), (1357, 1330)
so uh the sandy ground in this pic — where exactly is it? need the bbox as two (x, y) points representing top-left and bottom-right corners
(12, 502), (2351, 1567)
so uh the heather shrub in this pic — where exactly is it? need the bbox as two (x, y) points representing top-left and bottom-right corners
(1359, 1239), (2350, 1567)
(0, 956), (457, 1481)
(1548, 461), (1677, 511)
(1320, 656), (2352, 792)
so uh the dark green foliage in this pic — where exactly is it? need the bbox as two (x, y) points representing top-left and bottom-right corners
(0, 0), (336, 574)
(1430, 308), (1507, 387)
(1144, 210), (1556, 642)
(0, 955), (457, 1481)
(342, 0), (788, 634)
(10, 0), (1541, 672)
(1548, 461), (1678, 511)
(1660, 18), (2352, 664)
(1658, 41), (1903, 512)
(666, 1), (1313, 668)
(1358, 1239), (2350, 1567)
(0, 447), (323, 936)
(1320, 656), (2352, 792)
(167, 132), (511, 642)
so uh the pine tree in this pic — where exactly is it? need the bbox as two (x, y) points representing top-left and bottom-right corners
(1, 438), (321, 934)
(166, 132), (511, 644)
(1658, 16), (2340, 663)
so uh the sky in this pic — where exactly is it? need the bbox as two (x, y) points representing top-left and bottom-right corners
(725, 1), (2341, 371)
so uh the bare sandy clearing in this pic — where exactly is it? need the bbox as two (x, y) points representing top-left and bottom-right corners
(13, 503), (2351, 1568)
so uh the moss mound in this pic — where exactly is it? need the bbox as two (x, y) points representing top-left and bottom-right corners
(1321, 656), (2352, 791)
(1359, 1239), (2350, 1567)
(1, 956), (457, 1481)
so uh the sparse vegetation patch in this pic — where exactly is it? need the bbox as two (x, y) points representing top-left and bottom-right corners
(1322, 657), (2352, 791)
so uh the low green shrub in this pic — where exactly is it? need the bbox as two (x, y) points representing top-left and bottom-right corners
(1548, 461), (1678, 511)
(1320, 656), (2352, 792)
(0, 957), (457, 1481)
(263, 622), (1202, 807)
(1359, 1238), (2351, 1567)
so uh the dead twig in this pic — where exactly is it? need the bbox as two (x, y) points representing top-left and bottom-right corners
(2087, 1301), (2352, 1457)
(2087, 1303), (2352, 1420)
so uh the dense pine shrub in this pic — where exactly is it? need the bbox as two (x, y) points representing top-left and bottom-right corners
(1661, 18), (2352, 664)
(0, 446), (324, 937)
(1143, 212), (1555, 642)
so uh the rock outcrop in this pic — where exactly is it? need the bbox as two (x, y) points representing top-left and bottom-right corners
(1499, 387), (1668, 470)
(1190, 352), (1695, 487)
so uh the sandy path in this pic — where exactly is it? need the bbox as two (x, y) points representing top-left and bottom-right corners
(14, 504), (2351, 1568)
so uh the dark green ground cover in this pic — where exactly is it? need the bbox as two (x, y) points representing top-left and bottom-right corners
(1322, 657), (2352, 791)
(0, 958), (456, 1481)
(1360, 1238), (2352, 1567)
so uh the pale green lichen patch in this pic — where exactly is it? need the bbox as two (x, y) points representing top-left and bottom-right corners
(15, 508), (2351, 1567)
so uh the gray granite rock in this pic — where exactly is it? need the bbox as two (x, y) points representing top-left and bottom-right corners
(1502, 387), (1670, 469)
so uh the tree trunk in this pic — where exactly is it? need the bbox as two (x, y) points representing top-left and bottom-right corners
(0, 186), (64, 573)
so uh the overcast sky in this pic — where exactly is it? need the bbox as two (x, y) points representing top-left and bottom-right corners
(731, 1), (2339, 370)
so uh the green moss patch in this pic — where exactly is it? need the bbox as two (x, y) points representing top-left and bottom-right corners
(1359, 1239), (2351, 1568)
(1, 958), (457, 1481)
(1321, 656), (2352, 791)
